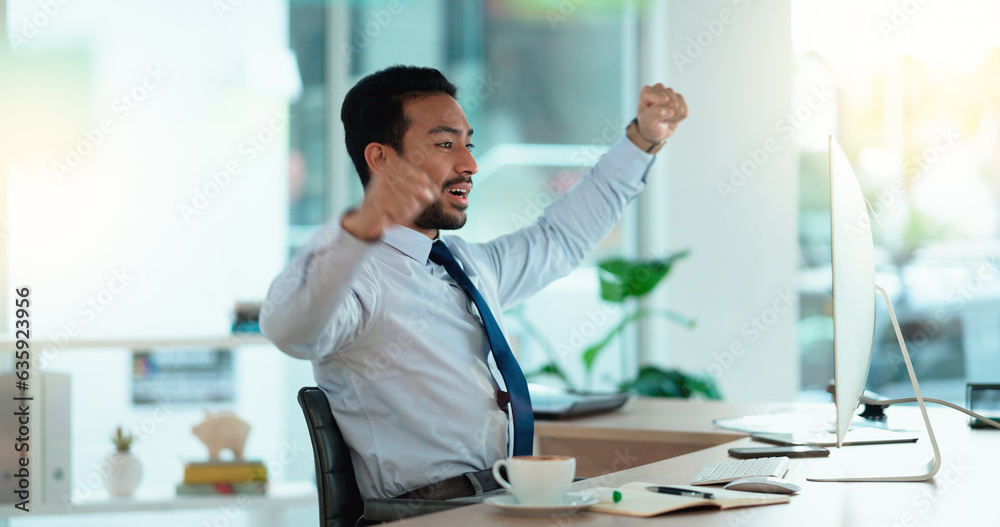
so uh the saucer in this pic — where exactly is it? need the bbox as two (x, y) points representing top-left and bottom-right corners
(484, 492), (599, 516)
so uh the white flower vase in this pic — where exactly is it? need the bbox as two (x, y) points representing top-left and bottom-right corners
(105, 451), (143, 497)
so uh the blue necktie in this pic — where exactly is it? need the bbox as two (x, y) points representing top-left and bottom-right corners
(428, 240), (534, 456)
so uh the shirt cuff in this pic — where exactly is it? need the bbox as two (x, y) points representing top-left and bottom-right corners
(601, 134), (657, 186)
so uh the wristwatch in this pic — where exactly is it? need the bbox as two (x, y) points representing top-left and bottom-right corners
(626, 118), (666, 155)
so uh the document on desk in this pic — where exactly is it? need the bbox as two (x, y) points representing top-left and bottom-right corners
(751, 428), (920, 447)
(588, 483), (789, 517)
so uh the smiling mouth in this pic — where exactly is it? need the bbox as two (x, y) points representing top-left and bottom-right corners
(443, 178), (472, 207)
(445, 188), (469, 208)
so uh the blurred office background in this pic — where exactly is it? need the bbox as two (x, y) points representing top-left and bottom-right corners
(1, 0), (999, 525)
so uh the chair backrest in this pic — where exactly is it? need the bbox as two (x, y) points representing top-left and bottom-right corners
(297, 386), (364, 527)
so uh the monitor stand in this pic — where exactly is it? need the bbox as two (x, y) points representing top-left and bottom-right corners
(807, 285), (942, 482)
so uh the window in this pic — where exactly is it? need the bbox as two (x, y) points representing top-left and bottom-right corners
(289, 0), (642, 389)
(794, 0), (1000, 402)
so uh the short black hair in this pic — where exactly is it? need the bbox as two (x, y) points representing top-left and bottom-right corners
(340, 65), (458, 187)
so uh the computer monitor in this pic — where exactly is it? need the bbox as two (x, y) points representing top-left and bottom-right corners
(827, 134), (877, 448)
(807, 136), (941, 482)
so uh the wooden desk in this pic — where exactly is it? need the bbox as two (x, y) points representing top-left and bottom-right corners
(389, 400), (998, 526)
(534, 398), (822, 477)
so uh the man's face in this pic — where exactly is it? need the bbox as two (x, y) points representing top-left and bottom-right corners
(398, 93), (478, 235)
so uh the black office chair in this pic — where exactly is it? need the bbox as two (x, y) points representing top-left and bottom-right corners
(298, 386), (483, 526)
(298, 386), (365, 527)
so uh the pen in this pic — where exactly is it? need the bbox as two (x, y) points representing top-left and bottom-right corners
(646, 486), (715, 499)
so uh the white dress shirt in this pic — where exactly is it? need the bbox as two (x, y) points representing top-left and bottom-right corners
(261, 135), (653, 499)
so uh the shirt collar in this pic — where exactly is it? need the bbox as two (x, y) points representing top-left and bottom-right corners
(381, 225), (436, 264)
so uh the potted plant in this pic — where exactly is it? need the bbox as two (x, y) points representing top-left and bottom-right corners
(517, 250), (721, 399)
(105, 426), (143, 497)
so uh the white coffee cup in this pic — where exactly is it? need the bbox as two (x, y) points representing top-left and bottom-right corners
(491, 455), (576, 505)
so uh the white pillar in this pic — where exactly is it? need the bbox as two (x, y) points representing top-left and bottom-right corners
(638, 0), (799, 401)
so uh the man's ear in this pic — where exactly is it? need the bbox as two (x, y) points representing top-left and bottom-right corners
(364, 143), (392, 175)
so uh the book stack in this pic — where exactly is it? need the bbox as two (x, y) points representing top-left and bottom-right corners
(176, 460), (268, 496)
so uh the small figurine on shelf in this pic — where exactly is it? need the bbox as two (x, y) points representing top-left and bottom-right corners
(180, 411), (267, 496)
(191, 410), (251, 461)
(105, 426), (143, 497)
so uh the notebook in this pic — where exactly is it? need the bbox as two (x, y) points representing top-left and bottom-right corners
(587, 482), (789, 517)
(529, 384), (630, 420)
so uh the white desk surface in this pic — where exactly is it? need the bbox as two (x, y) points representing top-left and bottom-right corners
(386, 403), (998, 526)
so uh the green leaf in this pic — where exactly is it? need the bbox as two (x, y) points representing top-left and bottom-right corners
(619, 366), (723, 400)
(581, 308), (695, 373)
(597, 250), (690, 302)
(581, 309), (648, 372)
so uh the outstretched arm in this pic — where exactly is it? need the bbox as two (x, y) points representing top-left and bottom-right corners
(473, 85), (687, 308)
(260, 146), (438, 358)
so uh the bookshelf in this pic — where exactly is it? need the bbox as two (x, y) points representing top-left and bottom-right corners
(0, 335), (271, 352)
(0, 481), (316, 527)
(0, 334), (318, 527)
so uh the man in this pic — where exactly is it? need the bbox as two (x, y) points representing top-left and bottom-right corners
(261, 65), (686, 501)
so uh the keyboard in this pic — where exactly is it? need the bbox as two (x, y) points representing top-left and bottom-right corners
(690, 457), (790, 486)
